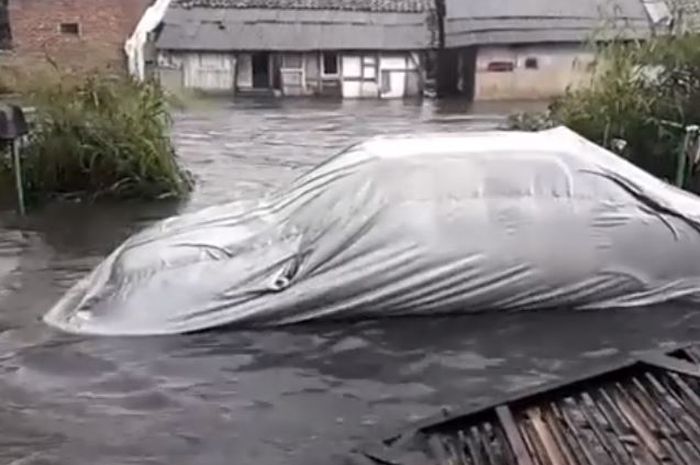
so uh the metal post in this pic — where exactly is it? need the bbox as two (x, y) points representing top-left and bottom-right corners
(676, 125), (699, 188)
(11, 138), (25, 216)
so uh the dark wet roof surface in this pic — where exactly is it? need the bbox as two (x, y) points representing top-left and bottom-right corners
(175, 0), (432, 13)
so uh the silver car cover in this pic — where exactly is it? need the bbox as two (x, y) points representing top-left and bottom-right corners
(42, 126), (700, 336)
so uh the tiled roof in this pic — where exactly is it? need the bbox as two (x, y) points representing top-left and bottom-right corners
(157, 7), (437, 50)
(444, 0), (653, 46)
(174, 0), (432, 13)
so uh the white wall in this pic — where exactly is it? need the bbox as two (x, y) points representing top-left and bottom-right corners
(182, 52), (236, 91)
(236, 53), (253, 89)
(474, 44), (596, 101)
(342, 52), (421, 99)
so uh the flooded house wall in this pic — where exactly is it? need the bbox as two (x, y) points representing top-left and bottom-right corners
(341, 52), (422, 99)
(472, 44), (596, 101)
(156, 50), (423, 98)
(236, 53), (253, 89)
(183, 52), (236, 91)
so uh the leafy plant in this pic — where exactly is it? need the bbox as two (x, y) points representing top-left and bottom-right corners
(509, 33), (700, 187)
(3, 74), (193, 202)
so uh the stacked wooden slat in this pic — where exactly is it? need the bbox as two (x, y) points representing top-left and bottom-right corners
(425, 356), (700, 465)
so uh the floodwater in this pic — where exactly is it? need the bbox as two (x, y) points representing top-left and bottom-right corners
(1, 98), (700, 465)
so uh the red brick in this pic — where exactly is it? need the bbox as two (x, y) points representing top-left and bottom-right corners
(6, 0), (153, 73)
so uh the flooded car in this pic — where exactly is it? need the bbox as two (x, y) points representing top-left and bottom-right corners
(42, 126), (700, 336)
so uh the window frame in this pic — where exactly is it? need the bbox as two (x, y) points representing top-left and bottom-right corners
(59, 22), (80, 36)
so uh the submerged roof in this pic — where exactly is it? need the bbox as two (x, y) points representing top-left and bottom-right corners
(157, 0), (437, 51)
(444, 0), (654, 47)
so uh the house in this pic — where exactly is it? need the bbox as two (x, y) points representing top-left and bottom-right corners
(1, 0), (154, 74)
(151, 0), (438, 98)
(439, 0), (666, 101)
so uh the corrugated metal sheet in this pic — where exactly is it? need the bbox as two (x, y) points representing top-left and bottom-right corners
(444, 0), (654, 47)
(156, 7), (436, 50)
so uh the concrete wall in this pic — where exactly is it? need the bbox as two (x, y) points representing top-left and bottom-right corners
(473, 43), (596, 101)
(4, 0), (152, 73)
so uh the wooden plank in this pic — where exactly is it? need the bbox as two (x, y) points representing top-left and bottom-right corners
(463, 428), (483, 465)
(427, 435), (450, 465)
(666, 373), (700, 423)
(548, 401), (587, 465)
(489, 417), (518, 465)
(578, 391), (628, 465)
(527, 406), (567, 465)
(598, 387), (656, 465)
(591, 387), (642, 465)
(625, 378), (689, 465)
(496, 406), (535, 465)
(456, 430), (473, 465)
(633, 376), (697, 464)
(611, 383), (664, 464)
(557, 398), (598, 465)
(644, 373), (700, 460)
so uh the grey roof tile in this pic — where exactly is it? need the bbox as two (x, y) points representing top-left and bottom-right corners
(175, 0), (432, 13)
(444, 0), (654, 46)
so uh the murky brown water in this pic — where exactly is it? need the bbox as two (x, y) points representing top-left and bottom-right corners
(1, 98), (700, 465)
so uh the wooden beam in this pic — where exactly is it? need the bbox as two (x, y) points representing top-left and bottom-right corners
(496, 405), (535, 465)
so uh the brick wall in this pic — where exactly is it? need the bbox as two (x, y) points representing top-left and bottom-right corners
(5, 0), (152, 73)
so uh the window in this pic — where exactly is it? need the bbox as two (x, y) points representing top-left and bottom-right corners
(322, 52), (338, 75)
(282, 53), (302, 69)
(486, 61), (514, 72)
(524, 57), (538, 69)
(59, 22), (80, 35)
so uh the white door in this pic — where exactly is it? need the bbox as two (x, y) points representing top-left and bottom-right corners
(379, 56), (407, 99)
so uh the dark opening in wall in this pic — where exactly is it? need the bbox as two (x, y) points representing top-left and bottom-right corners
(59, 23), (80, 36)
(487, 61), (514, 72)
(322, 52), (338, 75)
(525, 57), (539, 69)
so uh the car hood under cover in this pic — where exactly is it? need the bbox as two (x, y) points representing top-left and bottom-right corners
(42, 126), (700, 336)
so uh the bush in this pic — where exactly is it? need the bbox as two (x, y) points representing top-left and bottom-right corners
(2, 74), (193, 202)
(508, 34), (700, 188)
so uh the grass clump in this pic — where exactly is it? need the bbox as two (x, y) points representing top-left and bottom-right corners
(3, 73), (193, 202)
(508, 33), (700, 188)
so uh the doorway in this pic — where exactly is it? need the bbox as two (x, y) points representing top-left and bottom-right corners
(252, 52), (270, 88)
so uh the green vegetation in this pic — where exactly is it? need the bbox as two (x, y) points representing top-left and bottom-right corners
(508, 33), (700, 189)
(1, 73), (192, 203)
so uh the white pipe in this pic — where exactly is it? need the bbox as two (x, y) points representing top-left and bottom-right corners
(124, 0), (173, 81)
